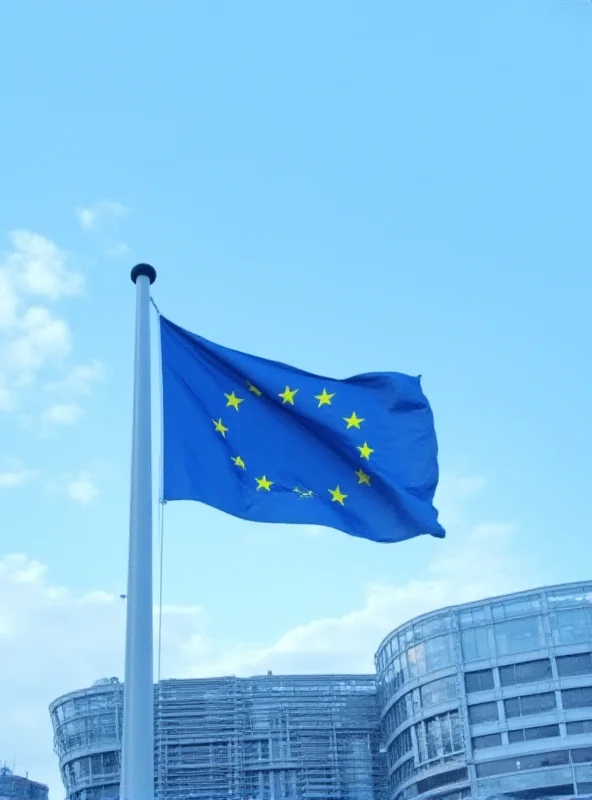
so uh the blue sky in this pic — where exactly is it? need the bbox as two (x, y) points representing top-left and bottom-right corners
(0, 0), (591, 795)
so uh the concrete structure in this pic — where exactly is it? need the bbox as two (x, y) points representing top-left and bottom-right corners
(375, 581), (592, 800)
(0, 767), (48, 800)
(49, 674), (386, 800)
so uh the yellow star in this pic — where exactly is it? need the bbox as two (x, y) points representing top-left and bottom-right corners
(344, 411), (364, 429)
(212, 418), (228, 437)
(357, 441), (374, 460)
(328, 485), (347, 505)
(231, 456), (246, 469)
(278, 386), (298, 405)
(247, 381), (262, 397)
(314, 388), (335, 407)
(355, 468), (371, 486)
(225, 391), (244, 411)
(255, 475), (273, 491)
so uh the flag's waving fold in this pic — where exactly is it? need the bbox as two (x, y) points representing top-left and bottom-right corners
(161, 315), (444, 544)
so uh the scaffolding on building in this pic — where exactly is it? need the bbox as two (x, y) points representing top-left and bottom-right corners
(0, 768), (48, 800)
(155, 674), (386, 800)
(50, 674), (387, 800)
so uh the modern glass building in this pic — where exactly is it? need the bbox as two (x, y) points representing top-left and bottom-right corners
(375, 581), (592, 800)
(0, 767), (48, 800)
(49, 674), (386, 800)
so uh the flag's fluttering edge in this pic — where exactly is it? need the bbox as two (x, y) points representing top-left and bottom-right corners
(160, 316), (445, 544)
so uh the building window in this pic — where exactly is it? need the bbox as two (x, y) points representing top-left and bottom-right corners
(102, 752), (119, 772)
(406, 643), (427, 680)
(473, 733), (502, 749)
(492, 596), (542, 620)
(386, 654), (405, 695)
(494, 616), (544, 656)
(461, 627), (494, 662)
(459, 605), (492, 627)
(503, 691), (556, 718)
(557, 652), (592, 677)
(465, 669), (494, 693)
(421, 676), (457, 709)
(562, 686), (592, 709)
(391, 758), (414, 791)
(567, 720), (592, 735)
(468, 701), (499, 724)
(507, 724), (560, 743)
(426, 634), (455, 672)
(499, 659), (552, 687)
(572, 747), (592, 763)
(475, 749), (569, 778)
(415, 710), (464, 764)
(383, 690), (421, 739)
(414, 615), (453, 641)
(388, 728), (413, 767)
(416, 768), (468, 795)
(547, 586), (592, 609)
(552, 608), (592, 645)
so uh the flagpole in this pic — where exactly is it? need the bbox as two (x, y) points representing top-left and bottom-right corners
(122, 263), (157, 800)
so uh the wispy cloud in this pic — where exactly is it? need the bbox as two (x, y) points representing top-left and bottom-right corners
(45, 360), (105, 396)
(0, 231), (83, 412)
(0, 553), (207, 797)
(186, 522), (525, 679)
(107, 242), (131, 259)
(0, 469), (37, 488)
(2, 230), (83, 303)
(434, 471), (487, 526)
(66, 471), (101, 504)
(41, 403), (83, 427)
(0, 230), (101, 425)
(6, 306), (72, 375)
(76, 200), (128, 231)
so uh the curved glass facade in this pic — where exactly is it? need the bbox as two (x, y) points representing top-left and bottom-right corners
(375, 581), (592, 800)
(49, 678), (122, 800)
(50, 674), (386, 800)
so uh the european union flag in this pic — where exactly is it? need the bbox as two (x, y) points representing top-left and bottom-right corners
(161, 316), (444, 544)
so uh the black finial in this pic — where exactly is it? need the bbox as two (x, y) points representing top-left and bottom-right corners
(130, 263), (157, 284)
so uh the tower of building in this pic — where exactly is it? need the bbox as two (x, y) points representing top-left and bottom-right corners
(376, 581), (592, 799)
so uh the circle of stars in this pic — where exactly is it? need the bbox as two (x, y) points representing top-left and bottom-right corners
(210, 380), (376, 507)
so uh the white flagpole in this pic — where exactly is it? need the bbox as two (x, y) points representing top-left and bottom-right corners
(121, 263), (157, 800)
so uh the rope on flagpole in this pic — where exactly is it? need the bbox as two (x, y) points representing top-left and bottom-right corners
(150, 295), (161, 315)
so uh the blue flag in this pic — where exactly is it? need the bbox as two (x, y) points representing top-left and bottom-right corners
(160, 316), (444, 544)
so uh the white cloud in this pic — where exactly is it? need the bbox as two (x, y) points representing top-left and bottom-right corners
(0, 231), (82, 350)
(0, 477), (530, 799)
(6, 307), (72, 374)
(434, 471), (486, 526)
(0, 230), (99, 421)
(0, 468), (37, 488)
(45, 360), (105, 396)
(184, 522), (525, 680)
(66, 472), (101, 504)
(5, 231), (83, 300)
(41, 403), (83, 427)
(107, 242), (131, 259)
(0, 264), (19, 330)
(0, 553), (205, 798)
(0, 383), (16, 410)
(76, 201), (127, 231)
